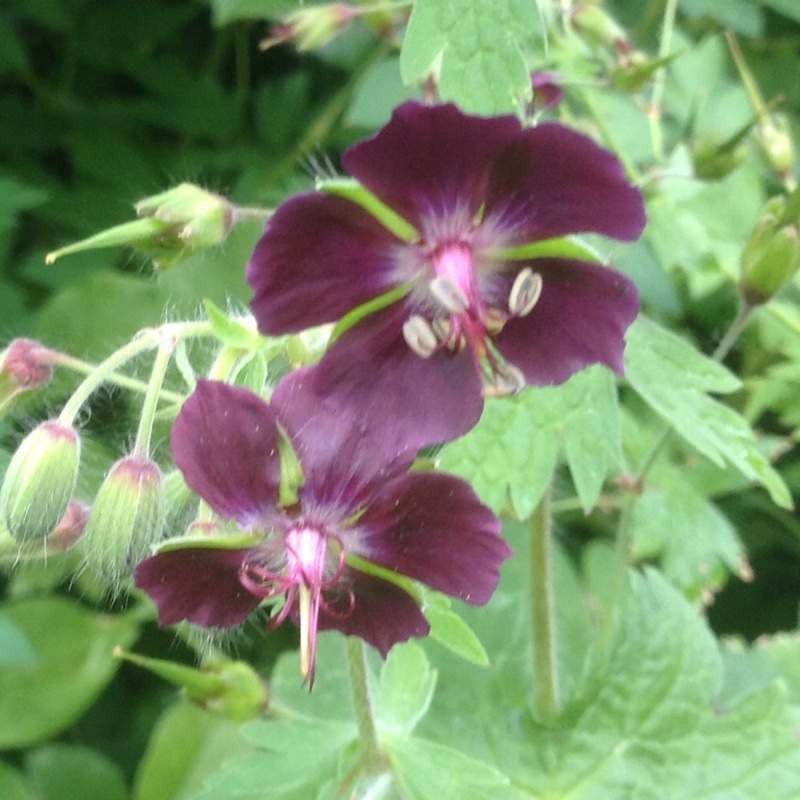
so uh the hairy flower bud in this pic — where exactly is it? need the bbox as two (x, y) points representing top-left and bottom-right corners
(0, 421), (80, 545)
(571, 3), (628, 50)
(81, 455), (166, 585)
(0, 339), (55, 412)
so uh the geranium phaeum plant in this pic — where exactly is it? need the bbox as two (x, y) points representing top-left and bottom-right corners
(134, 379), (510, 683)
(247, 101), (646, 447)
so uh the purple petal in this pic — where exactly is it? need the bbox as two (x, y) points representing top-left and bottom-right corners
(271, 370), (414, 512)
(354, 472), (511, 605)
(302, 304), (484, 452)
(494, 258), (640, 384)
(172, 380), (281, 521)
(483, 123), (646, 243)
(342, 102), (523, 235)
(247, 193), (405, 335)
(316, 569), (430, 657)
(135, 548), (261, 628)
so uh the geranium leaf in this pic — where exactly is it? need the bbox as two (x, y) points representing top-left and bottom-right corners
(439, 365), (621, 517)
(624, 316), (792, 509)
(400, 0), (542, 114)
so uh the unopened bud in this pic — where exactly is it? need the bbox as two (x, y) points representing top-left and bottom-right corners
(756, 115), (795, 181)
(48, 500), (90, 552)
(46, 183), (235, 271)
(529, 72), (563, 112)
(740, 223), (800, 306)
(571, 3), (628, 50)
(0, 339), (55, 412)
(81, 455), (166, 584)
(692, 135), (748, 182)
(0, 421), (80, 544)
(260, 3), (356, 52)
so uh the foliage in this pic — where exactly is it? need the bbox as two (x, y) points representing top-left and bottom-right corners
(2, 0), (800, 798)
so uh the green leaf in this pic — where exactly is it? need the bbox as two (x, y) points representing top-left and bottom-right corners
(439, 366), (621, 517)
(400, 0), (542, 114)
(134, 701), (253, 800)
(0, 612), (36, 666)
(499, 571), (800, 798)
(374, 642), (437, 736)
(422, 590), (490, 667)
(25, 744), (128, 800)
(757, 0), (800, 23)
(0, 762), (35, 800)
(0, 599), (140, 748)
(388, 737), (519, 800)
(624, 316), (792, 508)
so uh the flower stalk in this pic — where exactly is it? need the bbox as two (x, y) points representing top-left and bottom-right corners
(530, 486), (560, 723)
(346, 637), (384, 770)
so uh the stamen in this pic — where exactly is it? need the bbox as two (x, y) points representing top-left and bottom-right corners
(508, 268), (543, 317)
(483, 362), (526, 397)
(429, 274), (470, 314)
(402, 315), (438, 357)
(483, 308), (508, 336)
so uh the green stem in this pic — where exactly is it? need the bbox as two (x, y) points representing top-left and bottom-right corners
(134, 336), (174, 457)
(648, 0), (679, 162)
(57, 321), (211, 427)
(346, 637), (383, 770)
(530, 487), (560, 722)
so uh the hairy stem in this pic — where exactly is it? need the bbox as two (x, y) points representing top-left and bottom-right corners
(347, 638), (384, 770)
(648, 0), (679, 161)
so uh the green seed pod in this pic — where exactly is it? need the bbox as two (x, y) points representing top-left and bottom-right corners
(757, 115), (795, 181)
(0, 421), (80, 545)
(82, 455), (166, 585)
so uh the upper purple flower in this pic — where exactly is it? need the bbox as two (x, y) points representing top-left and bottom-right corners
(247, 101), (645, 446)
(134, 379), (510, 683)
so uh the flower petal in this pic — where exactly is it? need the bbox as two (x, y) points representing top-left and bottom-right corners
(342, 102), (523, 236)
(354, 472), (511, 605)
(494, 258), (640, 384)
(271, 369), (414, 512)
(135, 547), (261, 628)
(301, 304), (484, 452)
(484, 122), (646, 243)
(247, 192), (405, 335)
(316, 569), (430, 657)
(172, 380), (282, 522)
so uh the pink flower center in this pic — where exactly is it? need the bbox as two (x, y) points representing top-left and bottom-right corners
(401, 239), (544, 397)
(239, 525), (353, 685)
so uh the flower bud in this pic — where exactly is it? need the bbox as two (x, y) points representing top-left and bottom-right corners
(739, 196), (800, 305)
(571, 3), (628, 50)
(0, 421), (80, 545)
(0, 339), (55, 412)
(529, 72), (563, 113)
(260, 3), (356, 52)
(756, 115), (795, 181)
(46, 183), (235, 271)
(692, 135), (748, 182)
(48, 500), (90, 552)
(81, 455), (166, 585)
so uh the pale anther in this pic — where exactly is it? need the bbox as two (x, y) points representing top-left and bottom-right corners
(483, 362), (526, 398)
(402, 315), (438, 358)
(483, 308), (507, 336)
(508, 268), (543, 317)
(429, 275), (470, 315)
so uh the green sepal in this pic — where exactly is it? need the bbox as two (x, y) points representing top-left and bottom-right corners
(493, 236), (603, 263)
(45, 218), (167, 264)
(153, 530), (263, 554)
(276, 423), (305, 508)
(328, 281), (415, 345)
(203, 300), (261, 351)
(115, 649), (268, 722)
(610, 50), (683, 93)
(318, 177), (419, 243)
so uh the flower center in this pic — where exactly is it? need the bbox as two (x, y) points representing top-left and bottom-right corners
(401, 240), (544, 397)
(239, 525), (352, 685)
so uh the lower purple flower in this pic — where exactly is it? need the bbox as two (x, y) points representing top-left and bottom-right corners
(134, 379), (511, 683)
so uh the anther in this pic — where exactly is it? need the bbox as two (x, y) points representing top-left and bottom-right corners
(429, 275), (470, 315)
(483, 362), (526, 398)
(508, 268), (543, 317)
(483, 308), (508, 336)
(402, 315), (438, 358)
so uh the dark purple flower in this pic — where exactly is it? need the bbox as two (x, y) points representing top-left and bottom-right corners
(134, 379), (510, 683)
(248, 101), (645, 446)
